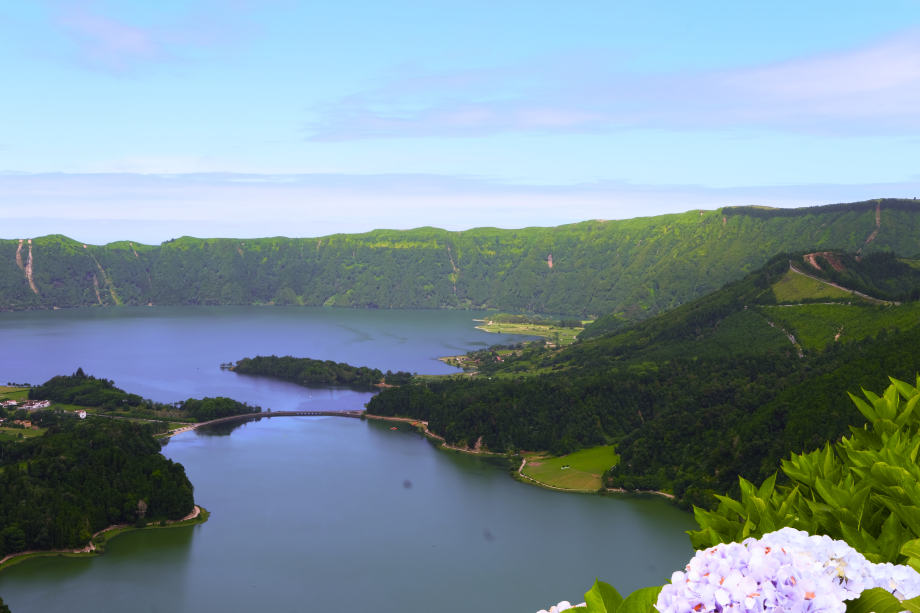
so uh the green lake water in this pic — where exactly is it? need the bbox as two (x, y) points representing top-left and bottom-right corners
(0, 307), (697, 613)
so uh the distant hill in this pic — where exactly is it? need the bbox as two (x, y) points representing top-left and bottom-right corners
(366, 250), (920, 509)
(581, 246), (920, 339)
(3, 198), (920, 321)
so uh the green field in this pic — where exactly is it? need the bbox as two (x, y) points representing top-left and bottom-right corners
(759, 302), (920, 351)
(771, 269), (857, 303)
(475, 322), (585, 345)
(0, 427), (46, 441)
(521, 446), (618, 490)
(0, 387), (29, 401)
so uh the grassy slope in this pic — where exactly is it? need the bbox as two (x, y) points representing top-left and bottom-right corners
(4, 199), (920, 324)
(770, 268), (857, 303)
(522, 446), (619, 490)
(759, 302), (920, 351)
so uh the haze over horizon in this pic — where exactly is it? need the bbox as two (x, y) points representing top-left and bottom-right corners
(3, 1), (920, 243)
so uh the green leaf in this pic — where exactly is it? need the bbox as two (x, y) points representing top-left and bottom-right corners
(890, 377), (919, 400)
(901, 595), (920, 613)
(619, 586), (663, 613)
(584, 579), (623, 613)
(757, 472), (777, 499)
(871, 462), (912, 489)
(903, 539), (920, 559)
(896, 395), (920, 429)
(878, 512), (904, 563)
(851, 392), (880, 423)
(845, 587), (904, 613)
(874, 419), (900, 438)
(908, 557), (920, 575)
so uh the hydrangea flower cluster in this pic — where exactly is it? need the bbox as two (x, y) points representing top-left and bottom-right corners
(656, 528), (920, 613)
(536, 600), (585, 613)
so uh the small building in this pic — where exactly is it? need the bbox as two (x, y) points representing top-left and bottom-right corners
(1, 400), (17, 407)
(21, 400), (51, 410)
(12, 420), (32, 428)
(76, 410), (87, 419)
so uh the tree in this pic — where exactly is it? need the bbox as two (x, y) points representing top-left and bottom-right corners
(1, 527), (25, 555)
(0, 595), (12, 613)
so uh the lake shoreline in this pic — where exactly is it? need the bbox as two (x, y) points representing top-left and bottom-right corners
(0, 506), (209, 572)
(364, 414), (679, 501)
(364, 413), (515, 457)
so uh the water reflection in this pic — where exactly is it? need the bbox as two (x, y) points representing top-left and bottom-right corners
(194, 419), (262, 437)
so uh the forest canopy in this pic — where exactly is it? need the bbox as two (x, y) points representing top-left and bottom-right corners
(233, 355), (384, 388)
(30, 367), (142, 410)
(0, 413), (195, 557)
(367, 251), (920, 510)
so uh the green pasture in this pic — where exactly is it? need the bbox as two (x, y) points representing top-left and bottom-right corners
(759, 302), (920, 351)
(0, 387), (29, 401)
(771, 269), (857, 303)
(476, 322), (583, 345)
(0, 427), (46, 441)
(522, 446), (618, 490)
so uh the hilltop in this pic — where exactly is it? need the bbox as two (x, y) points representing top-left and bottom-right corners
(366, 249), (920, 509)
(3, 198), (920, 323)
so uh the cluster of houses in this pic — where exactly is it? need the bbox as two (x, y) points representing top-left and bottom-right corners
(0, 419), (37, 430)
(1, 399), (51, 410)
(1, 397), (86, 427)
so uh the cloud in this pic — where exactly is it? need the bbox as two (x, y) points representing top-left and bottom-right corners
(50, 1), (255, 74)
(1, 171), (918, 244)
(56, 6), (164, 71)
(306, 30), (920, 140)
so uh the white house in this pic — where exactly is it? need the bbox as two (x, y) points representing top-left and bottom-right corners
(1, 400), (17, 407)
(76, 410), (87, 419)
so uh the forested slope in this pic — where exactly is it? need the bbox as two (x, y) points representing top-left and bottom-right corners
(0, 414), (195, 557)
(366, 251), (920, 509)
(3, 199), (919, 321)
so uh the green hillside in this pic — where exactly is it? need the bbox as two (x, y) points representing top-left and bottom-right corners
(769, 268), (858, 303)
(366, 250), (920, 509)
(757, 302), (920, 351)
(3, 199), (920, 323)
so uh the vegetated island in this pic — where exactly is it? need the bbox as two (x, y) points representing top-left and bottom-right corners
(230, 355), (412, 387)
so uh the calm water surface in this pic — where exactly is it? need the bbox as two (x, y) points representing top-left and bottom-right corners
(0, 307), (697, 613)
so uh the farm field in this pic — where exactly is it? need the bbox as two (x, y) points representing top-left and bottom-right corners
(0, 386), (29, 402)
(0, 426), (46, 441)
(474, 321), (585, 345)
(521, 446), (618, 491)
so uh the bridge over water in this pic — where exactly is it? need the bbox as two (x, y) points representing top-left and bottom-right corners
(165, 410), (365, 437)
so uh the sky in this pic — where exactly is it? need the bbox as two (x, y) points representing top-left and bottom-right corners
(2, 1), (920, 243)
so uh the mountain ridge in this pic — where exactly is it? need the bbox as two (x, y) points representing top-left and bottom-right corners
(3, 198), (919, 320)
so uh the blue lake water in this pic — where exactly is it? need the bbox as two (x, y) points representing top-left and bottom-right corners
(0, 306), (697, 613)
